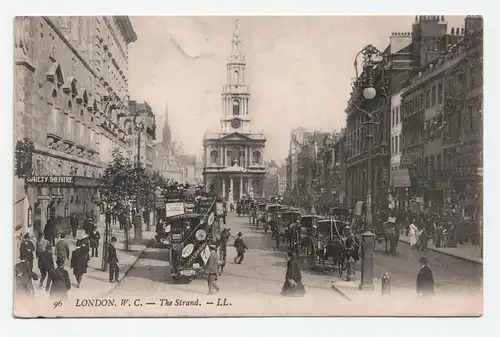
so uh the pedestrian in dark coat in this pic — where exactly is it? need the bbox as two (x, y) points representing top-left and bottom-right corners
(15, 257), (38, 297)
(70, 214), (79, 239)
(206, 245), (220, 294)
(107, 236), (119, 283)
(71, 243), (90, 288)
(49, 258), (71, 300)
(37, 243), (54, 291)
(281, 251), (306, 297)
(55, 233), (70, 264)
(89, 226), (101, 257)
(83, 216), (92, 235)
(233, 232), (248, 264)
(44, 218), (56, 246)
(20, 233), (35, 272)
(416, 257), (434, 296)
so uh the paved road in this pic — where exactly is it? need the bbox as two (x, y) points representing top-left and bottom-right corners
(111, 212), (481, 315)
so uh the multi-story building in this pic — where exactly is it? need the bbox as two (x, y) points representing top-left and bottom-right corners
(400, 16), (479, 215)
(128, 100), (156, 169)
(202, 21), (266, 202)
(389, 89), (409, 210)
(346, 15), (462, 211)
(285, 127), (309, 195)
(442, 16), (483, 219)
(321, 130), (347, 207)
(264, 160), (280, 198)
(278, 176), (286, 196)
(14, 16), (137, 237)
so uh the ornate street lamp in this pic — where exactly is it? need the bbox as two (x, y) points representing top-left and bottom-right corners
(351, 44), (389, 291)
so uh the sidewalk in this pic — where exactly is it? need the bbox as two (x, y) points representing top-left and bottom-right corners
(399, 235), (482, 264)
(19, 223), (154, 302)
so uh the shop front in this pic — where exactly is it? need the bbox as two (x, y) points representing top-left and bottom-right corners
(24, 176), (101, 242)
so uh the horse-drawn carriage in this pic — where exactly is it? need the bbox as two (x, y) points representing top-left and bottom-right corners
(236, 199), (250, 217)
(303, 218), (359, 276)
(298, 215), (322, 259)
(266, 204), (281, 236)
(256, 202), (267, 230)
(275, 208), (301, 249)
(374, 216), (399, 255)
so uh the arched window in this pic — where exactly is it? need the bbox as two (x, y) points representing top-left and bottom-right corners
(232, 99), (240, 116)
(210, 150), (219, 165)
(252, 151), (261, 165)
(234, 70), (239, 84)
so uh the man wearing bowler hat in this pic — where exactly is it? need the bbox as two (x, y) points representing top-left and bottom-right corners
(416, 257), (434, 296)
(233, 232), (248, 265)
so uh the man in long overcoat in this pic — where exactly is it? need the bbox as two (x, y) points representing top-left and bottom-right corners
(205, 244), (220, 294)
(37, 243), (54, 291)
(49, 258), (71, 300)
(20, 233), (35, 272)
(107, 236), (120, 283)
(416, 257), (434, 296)
(89, 226), (101, 258)
(15, 257), (38, 297)
(55, 233), (70, 265)
(44, 218), (56, 246)
(71, 242), (90, 288)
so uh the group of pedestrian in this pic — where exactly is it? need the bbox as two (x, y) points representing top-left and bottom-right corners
(15, 222), (121, 301)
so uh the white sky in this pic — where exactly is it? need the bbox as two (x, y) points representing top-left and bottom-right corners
(128, 16), (465, 164)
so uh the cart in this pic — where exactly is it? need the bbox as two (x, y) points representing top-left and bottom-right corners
(277, 209), (301, 249)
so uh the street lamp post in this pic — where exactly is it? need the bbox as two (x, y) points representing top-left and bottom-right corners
(133, 109), (148, 240)
(350, 44), (388, 291)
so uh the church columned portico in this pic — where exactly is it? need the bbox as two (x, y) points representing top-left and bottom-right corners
(202, 19), (266, 201)
(205, 173), (265, 203)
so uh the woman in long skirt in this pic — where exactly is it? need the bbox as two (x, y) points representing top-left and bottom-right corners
(281, 251), (306, 297)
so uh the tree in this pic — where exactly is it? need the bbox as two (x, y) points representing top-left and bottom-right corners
(15, 137), (34, 178)
(99, 149), (136, 215)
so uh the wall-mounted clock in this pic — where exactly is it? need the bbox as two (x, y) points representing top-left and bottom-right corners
(231, 119), (241, 129)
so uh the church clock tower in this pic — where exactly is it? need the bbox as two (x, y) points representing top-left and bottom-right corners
(221, 20), (251, 134)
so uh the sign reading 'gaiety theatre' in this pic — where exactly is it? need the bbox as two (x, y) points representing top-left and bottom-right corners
(25, 176), (75, 185)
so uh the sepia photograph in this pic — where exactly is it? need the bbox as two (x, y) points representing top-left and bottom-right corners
(12, 15), (483, 318)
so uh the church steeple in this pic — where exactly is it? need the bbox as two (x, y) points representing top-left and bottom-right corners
(221, 19), (251, 134)
(231, 19), (242, 57)
(162, 103), (171, 150)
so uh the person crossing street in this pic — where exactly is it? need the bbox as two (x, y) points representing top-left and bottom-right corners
(233, 232), (248, 265)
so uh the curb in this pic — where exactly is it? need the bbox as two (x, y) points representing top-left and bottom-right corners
(398, 239), (482, 265)
(101, 237), (155, 296)
(330, 284), (352, 301)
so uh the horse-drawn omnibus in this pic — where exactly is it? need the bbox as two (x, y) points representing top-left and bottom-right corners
(276, 208), (301, 249)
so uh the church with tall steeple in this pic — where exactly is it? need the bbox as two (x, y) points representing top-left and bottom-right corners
(202, 19), (266, 202)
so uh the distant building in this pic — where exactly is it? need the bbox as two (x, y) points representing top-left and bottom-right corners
(152, 104), (184, 182)
(264, 160), (280, 198)
(202, 20), (266, 202)
(128, 100), (156, 169)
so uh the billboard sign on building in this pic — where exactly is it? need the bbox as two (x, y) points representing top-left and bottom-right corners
(391, 168), (411, 188)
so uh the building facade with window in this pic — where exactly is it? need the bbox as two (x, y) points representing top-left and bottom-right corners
(128, 100), (156, 169)
(442, 16), (483, 220)
(202, 21), (266, 202)
(14, 16), (137, 238)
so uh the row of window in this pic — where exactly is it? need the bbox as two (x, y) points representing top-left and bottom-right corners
(391, 134), (401, 155)
(402, 81), (444, 120)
